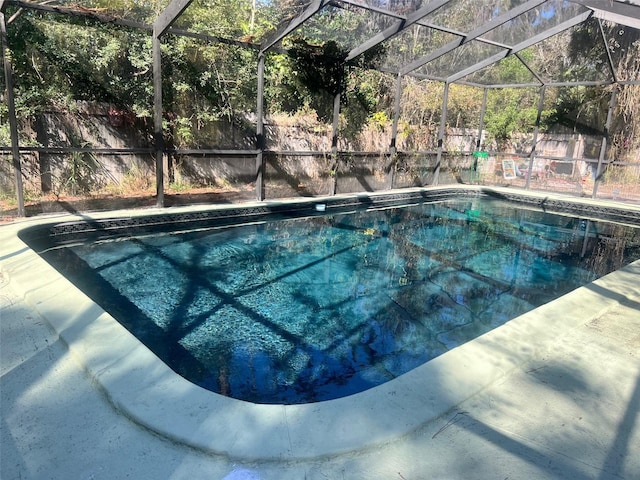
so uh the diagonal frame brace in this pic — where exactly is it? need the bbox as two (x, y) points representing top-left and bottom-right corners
(260, 0), (327, 54)
(154, 0), (193, 38)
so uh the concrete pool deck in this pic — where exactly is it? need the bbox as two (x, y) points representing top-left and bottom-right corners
(2, 188), (640, 478)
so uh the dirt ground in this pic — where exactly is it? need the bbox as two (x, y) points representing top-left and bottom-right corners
(0, 186), (257, 225)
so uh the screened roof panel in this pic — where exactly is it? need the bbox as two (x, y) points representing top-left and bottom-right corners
(520, 17), (615, 84)
(602, 21), (640, 81)
(414, 39), (506, 79)
(380, 23), (460, 71)
(6, 0), (640, 86)
(16, 0), (173, 25)
(290, 1), (397, 52)
(169, 0), (283, 42)
(457, 54), (541, 86)
(349, 0), (430, 16)
(422, 0), (535, 34)
(481, 0), (590, 47)
(269, 0), (317, 19)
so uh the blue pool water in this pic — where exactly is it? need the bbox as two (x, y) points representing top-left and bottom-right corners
(39, 198), (640, 404)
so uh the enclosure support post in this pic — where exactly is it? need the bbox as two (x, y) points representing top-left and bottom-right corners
(330, 92), (341, 195)
(592, 87), (617, 199)
(255, 53), (266, 201)
(388, 73), (402, 190)
(1, 11), (25, 216)
(152, 30), (165, 207)
(434, 82), (449, 185)
(525, 85), (546, 190)
(152, 0), (194, 208)
(473, 87), (488, 184)
(476, 88), (488, 151)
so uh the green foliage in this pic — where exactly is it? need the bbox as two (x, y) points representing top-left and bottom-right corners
(0, 103), (11, 146)
(288, 38), (348, 97)
(448, 84), (482, 129)
(60, 151), (101, 195)
(7, 7), (153, 117)
(161, 35), (258, 147)
(474, 53), (537, 85)
(484, 88), (539, 145)
(553, 19), (640, 138)
(370, 111), (390, 131)
(544, 85), (609, 134)
(264, 52), (307, 114)
(2, 0), (639, 157)
(282, 37), (387, 137)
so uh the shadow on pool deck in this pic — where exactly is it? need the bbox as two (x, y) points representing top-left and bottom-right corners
(2, 275), (639, 479)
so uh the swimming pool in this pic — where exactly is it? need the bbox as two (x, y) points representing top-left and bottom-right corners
(6, 187), (640, 459)
(21, 189), (640, 404)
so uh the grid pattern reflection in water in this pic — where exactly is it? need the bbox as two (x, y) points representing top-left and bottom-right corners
(42, 199), (640, 404)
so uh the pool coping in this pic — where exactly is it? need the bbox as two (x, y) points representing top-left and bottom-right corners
(2, 185), (640, 461)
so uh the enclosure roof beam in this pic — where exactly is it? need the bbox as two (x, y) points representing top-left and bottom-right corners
(344, 0), (452, 62)
(6, 0), (152, 30)
(154, 0), (193, 37)
(446, 10), (593, 84)
(166, 27), (261, 50)
(568, 0), (640, 29)
(479, 82), (544, 89)
(260, 0), (327, 54)
(404, 71), (447, 83)
(336, 0), (403, 19)
(446, 78), (616, 88)
(536, 79), (614, 87)
(399, 0), (547, 76)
